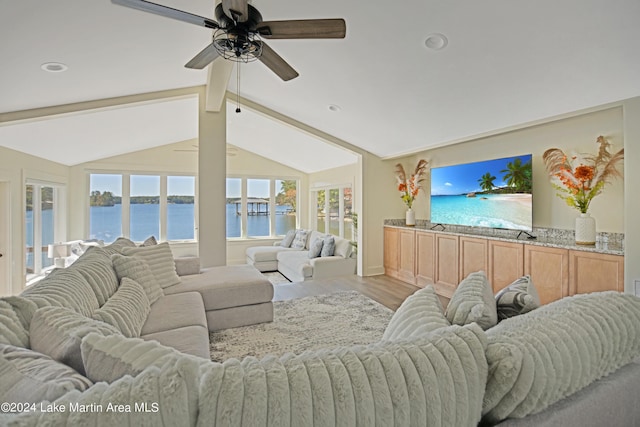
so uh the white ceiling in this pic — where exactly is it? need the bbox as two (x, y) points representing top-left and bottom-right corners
(1, 0), (640, 162)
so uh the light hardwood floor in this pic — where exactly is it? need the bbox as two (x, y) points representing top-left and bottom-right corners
(273, 274), (449, 311)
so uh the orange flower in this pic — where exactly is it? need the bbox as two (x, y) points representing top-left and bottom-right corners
(574, 165), (594, 182)
(398, 183), (407, 192)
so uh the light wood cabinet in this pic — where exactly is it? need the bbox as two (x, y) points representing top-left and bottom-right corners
(524, 245), (569, 304)
(488, 240), (524, 293)
(459, 236), (488, 282)
(383, 226), (624, 303)
(415, 230), (436, 287)
(397, 229), (416, 283)
(434, 234), (459, 297)
(383, 227), (399, 277)
(569, 250), (624, 294)
(384, 227), (416, 284)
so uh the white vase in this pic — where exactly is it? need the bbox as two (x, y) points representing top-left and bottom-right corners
(575, 212), (596, 245)
(405, 208), (416, 226)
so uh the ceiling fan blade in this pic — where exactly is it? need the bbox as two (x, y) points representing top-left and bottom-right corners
(185, 43), (221, 69)
(221, 0), (249, 23)
(112, 0), (219, 29)
(256, 19), (346, 39)
(258, 42), (299, 81)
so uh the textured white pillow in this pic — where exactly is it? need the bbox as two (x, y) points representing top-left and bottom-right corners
(445, 271), (497, 330)
(121, 242), (181, 289)
(30, 306), (121, 375)
(291, 229), (310, 249)
(0, 344), (92, 404)
(92, 278), (150, 338)
(321, 235), (336, 257)
(111, 253), (164, 305)
(141, 235), (158, 246)
(0, 300), (30, 348)
(81, 333), (209, 384)
(382, 285), (451, 341)
(307, 237), (324, 258)
(280, 229), (296, 248)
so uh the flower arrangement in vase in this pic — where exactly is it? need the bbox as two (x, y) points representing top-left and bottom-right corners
(543, 136), (624, 244)
(394, 159), (428, 225)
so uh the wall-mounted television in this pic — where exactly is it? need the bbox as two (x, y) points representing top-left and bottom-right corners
(430, 154), (533, 231)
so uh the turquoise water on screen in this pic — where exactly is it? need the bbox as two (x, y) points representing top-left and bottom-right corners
(431, 194), (532, 230)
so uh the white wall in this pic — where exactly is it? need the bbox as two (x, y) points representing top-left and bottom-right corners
(622, 97), (640, 294)
(0, 146), (68, 295)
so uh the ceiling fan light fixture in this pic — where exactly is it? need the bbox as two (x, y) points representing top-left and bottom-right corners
(213, 30), (263, 62)
(41, 62), (68, 73)
(424, 33), (448, 50)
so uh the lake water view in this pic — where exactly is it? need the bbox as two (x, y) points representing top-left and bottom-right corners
(89, 203), (296, 243)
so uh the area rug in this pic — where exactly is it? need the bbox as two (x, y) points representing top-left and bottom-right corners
(209, 291), (394, 362)
(261, 271), (291, 285)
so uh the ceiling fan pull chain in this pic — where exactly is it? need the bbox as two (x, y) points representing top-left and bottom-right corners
(236, 63), (242, 113)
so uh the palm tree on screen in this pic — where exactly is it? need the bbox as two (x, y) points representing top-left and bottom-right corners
(478, 173), (496, 193)
(501, 158), (532, 193)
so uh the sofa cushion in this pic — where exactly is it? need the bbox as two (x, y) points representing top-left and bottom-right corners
(92, 278), (150, 338)
(246, 245), (297, 263)
(445, 271), (497, 330)
(277, 250), (313, 279)
(141, 235), (158, 246)
(81, 332), (210, 384)
(307, 236), (324, 258)
(0, 344), (92, 405)
(175, 256), (200, 276)
(495, 275), (541, 321)
(279, 229), (296, 247)
(67, 247), (119, 307)
(121, 242), (181, 289)
(164, 265), (274, 311)
(321, 235), (336, 257)
(30, 306), (121, 375)
(101, 236), (136, 256)
(291, 229), (310, 249)
(7, 362), (200, 426)
(141, 292), (207, 336)
(21, 268), (99, 317)
(195, 323), (487, 427)
(382, 285), (451, 341)
(141, 325), (211, 359)
(111, 253), (164, 304)
(0, 299), (30, 348)
(482, 291), (640, 425)
(334, 235), (353, 258)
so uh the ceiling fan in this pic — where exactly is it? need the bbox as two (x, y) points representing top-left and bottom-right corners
(112, 0), (346, 81)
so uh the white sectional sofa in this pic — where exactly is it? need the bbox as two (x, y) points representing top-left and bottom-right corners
(245, 230), (357, 282)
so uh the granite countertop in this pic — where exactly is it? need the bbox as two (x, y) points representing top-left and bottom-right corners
(384, 220), (624, 256)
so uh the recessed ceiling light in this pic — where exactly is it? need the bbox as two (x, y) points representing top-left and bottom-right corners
(328, 104), (341, 112)
(424, 33), (448, 50)
(41, 62), (68, 73)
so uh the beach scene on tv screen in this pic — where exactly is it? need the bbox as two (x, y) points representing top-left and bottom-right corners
(430, 154), (533, 231)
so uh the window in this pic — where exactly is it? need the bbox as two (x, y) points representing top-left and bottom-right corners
(89, 174), (122, 243)
(226, 177), (298, 239)
(167, 176), (195, 241)
(89, 173), (196, 243)
(26, 183), (64, 281)
(312, 185), (353, 239)
(130, 175), (160, 242)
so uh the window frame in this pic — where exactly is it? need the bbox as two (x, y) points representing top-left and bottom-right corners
(226, 175), (299, 240)
(87, 172), (198, 244)
(310, 184), (353, 239)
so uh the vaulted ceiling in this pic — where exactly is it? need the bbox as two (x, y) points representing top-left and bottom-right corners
(1, 0), (639, 165)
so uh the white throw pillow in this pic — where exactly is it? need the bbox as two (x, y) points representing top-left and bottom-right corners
(111, 253), (164, 305)
(280, 229), (296, 248)
(321, 235), (336, 257)
(445, 271), (497, 330)
(121, 242), (181, 289)
(92, 278), (150, 338)
(291, 229), (310, 249)
(308, 237), (324, 258)
(495, 275), (541, 321)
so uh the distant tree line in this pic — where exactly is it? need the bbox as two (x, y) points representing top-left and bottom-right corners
(90, 191), (194, 206)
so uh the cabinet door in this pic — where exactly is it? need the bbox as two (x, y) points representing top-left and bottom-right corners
(397, 229), (416, 284)
(434, 234), (459, 297)
(569, 251), (624, 294)
(383, 227), (399, 278)
(416, 231), (435, 287)
(488, 240), (524, 293)
(524, 245), (569, 304)
(459, 236), (488, 282)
